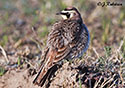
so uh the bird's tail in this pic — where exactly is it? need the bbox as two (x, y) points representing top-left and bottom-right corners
(33, 63), (59, 87)
(33, 47), (67, 87)
(33, 65), (51, 86)
(33, 49), (58, 87)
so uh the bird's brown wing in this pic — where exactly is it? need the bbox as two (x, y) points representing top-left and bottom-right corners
(33, 22), (72, 86)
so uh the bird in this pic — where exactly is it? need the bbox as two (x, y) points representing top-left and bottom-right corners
(33, 6), (90, 87)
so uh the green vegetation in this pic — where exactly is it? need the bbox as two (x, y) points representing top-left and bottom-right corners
(0, 35), (8, 47)
(0, 66), (6, 76)
(102, 16), (111, 44)
(17, 57), (21, 66)
(79, 78), (82, 88)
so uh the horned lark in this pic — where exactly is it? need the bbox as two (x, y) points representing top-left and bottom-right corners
(33, 7), (90, 87)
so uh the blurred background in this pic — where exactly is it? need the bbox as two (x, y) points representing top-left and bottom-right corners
(0, 0), (125, 88)
(0, 0), (124, 48)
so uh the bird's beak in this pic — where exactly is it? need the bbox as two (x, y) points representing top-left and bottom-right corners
(56, 12), (63, 15)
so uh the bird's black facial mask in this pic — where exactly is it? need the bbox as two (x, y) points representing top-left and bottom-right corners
(56, 11), (71, 19)
(66, 12), (70, 18)
(56, 12), (70, 16)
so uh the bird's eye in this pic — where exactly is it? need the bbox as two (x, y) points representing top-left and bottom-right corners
(73, 13), (76, 15)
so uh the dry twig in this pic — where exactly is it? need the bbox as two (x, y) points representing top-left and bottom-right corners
(0, 45), (9, 64)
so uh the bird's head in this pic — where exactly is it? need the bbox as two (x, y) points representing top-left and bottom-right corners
(56, 7), (82, 22)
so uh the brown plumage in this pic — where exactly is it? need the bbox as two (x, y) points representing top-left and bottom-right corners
(33, 6), (90, 87)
